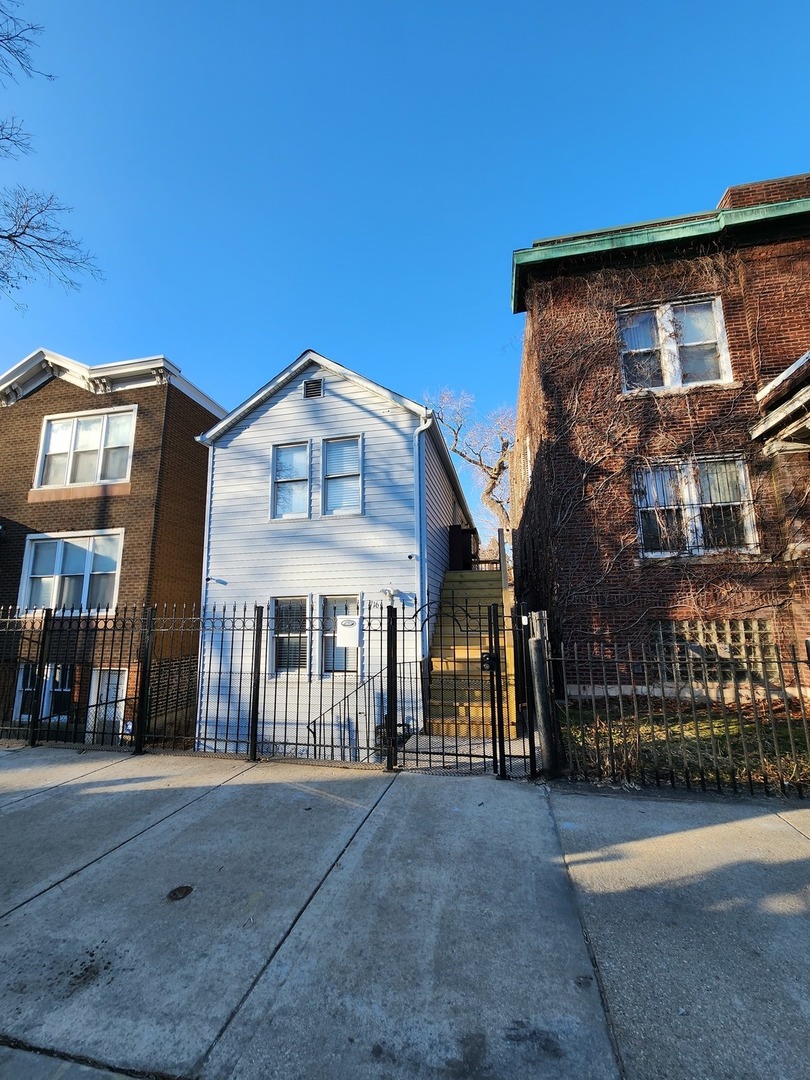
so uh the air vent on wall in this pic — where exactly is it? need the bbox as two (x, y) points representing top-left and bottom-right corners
(303, 379), (323, 399)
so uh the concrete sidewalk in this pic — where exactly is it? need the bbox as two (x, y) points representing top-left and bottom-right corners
(548, 784), (810, 1080)
(4, 749), (807, 1080)
(0, 748), (617, 1080)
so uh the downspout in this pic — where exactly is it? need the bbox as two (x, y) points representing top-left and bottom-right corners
(196, 434), (215, 612)
(413, 412), (432, 659)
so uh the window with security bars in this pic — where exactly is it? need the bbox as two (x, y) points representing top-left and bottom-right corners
(272, 598), (308, 672)
(322, 596), (359, 673)
(16, 662), (74, 722)
(323, 437), (361, 515)
(37, 409), (136, 487)
(652, 619), (777, 682)
(634, 457), (757, 556)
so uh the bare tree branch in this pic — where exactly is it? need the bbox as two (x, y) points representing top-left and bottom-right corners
(429, 389), (514, 537)
(0, 2), (97, 298)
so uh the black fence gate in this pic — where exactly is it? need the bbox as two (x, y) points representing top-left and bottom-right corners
(0, 602), (537, 779)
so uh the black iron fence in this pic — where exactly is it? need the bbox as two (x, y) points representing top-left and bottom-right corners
(0, 602), (535, 778)
(536, 631), (810, 797)
(6, 603), (810, 796)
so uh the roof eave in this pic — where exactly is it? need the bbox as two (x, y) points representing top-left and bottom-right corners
(511, 197), (810, 314)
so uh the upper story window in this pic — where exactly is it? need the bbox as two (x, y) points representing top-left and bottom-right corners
(633, 456), (757, 557)
(36, 408), (136, 488)
(323, 437), (361, 515)
(618, 299), (731, 392)
(272, 443), (310, 519)
(19, 531), (123, 611)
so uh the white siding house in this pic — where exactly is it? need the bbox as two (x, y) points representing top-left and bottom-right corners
(196, 351), (476, 758)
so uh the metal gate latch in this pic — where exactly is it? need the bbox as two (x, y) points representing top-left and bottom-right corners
(481, 652), (499, 672)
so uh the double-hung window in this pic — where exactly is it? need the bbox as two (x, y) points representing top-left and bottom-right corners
(19, 532), (123, 611)
(618, 299), (731, 392)
(634, 457), (757, 557)
(272, 597), (308, 672)
(323, 437), (361, 515)
(272, 443), (309, 518)
(322, 596), (359, 673)
(37, 408), (136, 487)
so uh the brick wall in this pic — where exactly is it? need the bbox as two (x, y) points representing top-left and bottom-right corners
(717, 173), (810, 211)
(149, 385), (218, 610)
(0, 376), (216, 611)
(513, 231), (810, 646)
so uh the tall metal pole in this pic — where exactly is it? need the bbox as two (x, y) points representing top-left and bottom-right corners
(248, 605), (264, 762)
(386, 604), (398, 771)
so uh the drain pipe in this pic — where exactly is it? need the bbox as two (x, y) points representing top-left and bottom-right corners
(413, 412), (433, 651)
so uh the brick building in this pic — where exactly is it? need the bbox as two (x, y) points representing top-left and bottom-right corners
(0, 348), (223, 740)
(0, 348), (224, 611)
(510, 174), (810, 651)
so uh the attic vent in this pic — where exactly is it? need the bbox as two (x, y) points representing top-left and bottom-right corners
(303, 379), (323, 399)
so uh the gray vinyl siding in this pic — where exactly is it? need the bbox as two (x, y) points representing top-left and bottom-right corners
(423, 429), (469, 605)
(204, 364), (418, 607)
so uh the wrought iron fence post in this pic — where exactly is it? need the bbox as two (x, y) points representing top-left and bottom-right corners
(248, 605), (264, 762)
(386, 604), (398, 771)
(28, 608), (53, 748)
(515, 605), (539, 779)
(528, 611), (559, 778)
(133, 606), (156, 754)
(490, 603), (508, 780)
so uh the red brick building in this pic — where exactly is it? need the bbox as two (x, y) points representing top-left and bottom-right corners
(511, 175), (810, 651)
(0, 348), (224, 612)
(0, 348), (223, 739)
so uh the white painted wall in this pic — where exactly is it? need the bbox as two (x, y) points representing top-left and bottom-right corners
(203, 363), (419, 609)
(197, 363), (461, 756)
(423, 429), (472, 606)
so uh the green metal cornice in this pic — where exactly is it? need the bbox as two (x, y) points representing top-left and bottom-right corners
(511, 197), (810, 313)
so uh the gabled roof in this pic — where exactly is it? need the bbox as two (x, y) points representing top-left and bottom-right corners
(198, 349), (427, 444)
(0, 347), (225, 417)
(198, 349), (477, 530)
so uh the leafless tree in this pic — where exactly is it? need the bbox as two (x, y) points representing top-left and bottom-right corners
(430, 388), (514, 537)
(0, 2), (97, 299)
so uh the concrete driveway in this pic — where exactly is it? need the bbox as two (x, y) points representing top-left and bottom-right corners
(0, 748), (617, 1080)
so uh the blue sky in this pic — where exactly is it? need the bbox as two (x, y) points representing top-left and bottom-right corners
(2, 0), (808, 508)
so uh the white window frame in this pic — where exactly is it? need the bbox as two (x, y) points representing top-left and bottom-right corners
(618, 298), (732, 393)
(17, 529), (125, 612)
(14, 662), (75, 724)
(87, 668), (129, 745)
(270, 441), (311, 520)
(634, 456), (758, 558)
(33, 406), (137, 489)
(268, 596), (311, 675)
(321, 434), (363, 517)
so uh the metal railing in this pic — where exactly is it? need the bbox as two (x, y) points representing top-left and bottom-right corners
(545, 637), (810, 796)
(0, 601), (534, 778)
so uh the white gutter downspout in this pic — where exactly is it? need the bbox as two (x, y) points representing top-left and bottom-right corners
(195, 434), (214, 613)
(413, 412), (432, 659)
